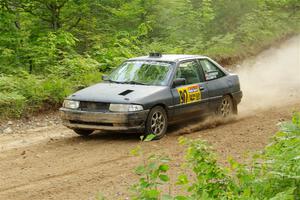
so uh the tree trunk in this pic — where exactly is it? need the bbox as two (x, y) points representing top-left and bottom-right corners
(47, 3), (61, 31)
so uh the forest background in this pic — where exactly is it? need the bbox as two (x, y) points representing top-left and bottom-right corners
(0, 0), (299, 118)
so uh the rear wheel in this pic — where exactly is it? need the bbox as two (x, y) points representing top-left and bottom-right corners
(218, 95), (234, 118)
(73, 129), (94, 136)
(145, 106), (168, 140)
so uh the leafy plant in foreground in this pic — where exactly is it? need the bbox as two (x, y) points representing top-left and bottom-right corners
(178, 137), (238, 200)
(232, 112), (300, 199)
(129, 113), (300, 200)
(130, 134), (172, 200)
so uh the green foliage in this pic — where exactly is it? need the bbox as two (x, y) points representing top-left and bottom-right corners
(129, 113), (300, 199)
(131, 154), (171, 200)
(0, 92), (26, 118)
(130, 134), (172, 200)
(179, 137), (237, 199)
(233, 112), (300, 199)
(0, 62), (101, 119)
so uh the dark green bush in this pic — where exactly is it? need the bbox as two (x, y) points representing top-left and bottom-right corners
(0, 92), (26, 118)
(0, 65), (102, 118)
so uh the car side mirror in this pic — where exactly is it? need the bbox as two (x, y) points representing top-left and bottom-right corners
(173, 78), (186, 88)
(102, 75), (109, 81)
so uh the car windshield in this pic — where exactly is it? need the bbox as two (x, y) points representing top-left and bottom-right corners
(108, 61), (173, 86)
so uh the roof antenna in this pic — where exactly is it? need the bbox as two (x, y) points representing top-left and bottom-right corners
(149, 52), (162, 57)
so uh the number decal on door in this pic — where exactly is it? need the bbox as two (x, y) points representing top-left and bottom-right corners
(178, 89), (188, 104)
(177, 85), (201, 104)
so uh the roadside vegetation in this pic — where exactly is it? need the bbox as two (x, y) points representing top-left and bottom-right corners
(121, 113), (300, 200)
(0, 0), (299, 119)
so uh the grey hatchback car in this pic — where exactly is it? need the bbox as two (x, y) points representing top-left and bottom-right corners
(60, 54), (242, 139)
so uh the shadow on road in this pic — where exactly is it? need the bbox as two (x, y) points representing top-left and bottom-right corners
(57, 116), (245, 145)
(82, 131), (141, 141)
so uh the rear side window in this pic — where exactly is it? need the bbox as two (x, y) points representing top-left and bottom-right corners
(199, 59), (225, 81)
(175, 60), (203, 84)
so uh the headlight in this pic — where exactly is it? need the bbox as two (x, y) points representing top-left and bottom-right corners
(109, 104), (143, 112)
(63, 100), (80, 109)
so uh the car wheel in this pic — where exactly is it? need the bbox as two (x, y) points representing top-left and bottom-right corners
(145, 106), (168, 140)
(218, 95), (234, 118)
(73, 129), (94, 136)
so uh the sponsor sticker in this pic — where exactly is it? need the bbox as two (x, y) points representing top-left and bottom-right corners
(177, 85), (201, 104)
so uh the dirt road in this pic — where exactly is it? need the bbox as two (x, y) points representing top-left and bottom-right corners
(0, 36), (299, 200)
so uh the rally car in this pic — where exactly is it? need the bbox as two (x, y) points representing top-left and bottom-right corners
(60, 53), (242, 139)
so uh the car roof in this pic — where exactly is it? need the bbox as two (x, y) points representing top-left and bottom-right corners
(127, 54), (208, 62)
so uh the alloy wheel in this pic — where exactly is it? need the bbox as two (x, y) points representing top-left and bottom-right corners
(220, 96), (233, 117)
(150, 111), (166, 135)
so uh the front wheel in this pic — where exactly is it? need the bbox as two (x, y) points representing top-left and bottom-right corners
(218, 95), (234, 118)
(73, 129), (94, 136)
(145, 106), (168, 140)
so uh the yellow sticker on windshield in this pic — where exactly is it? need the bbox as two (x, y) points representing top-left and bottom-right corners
(177, 85), (201, 104)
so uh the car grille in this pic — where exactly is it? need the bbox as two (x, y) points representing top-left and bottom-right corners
(79, 101), (109, 112)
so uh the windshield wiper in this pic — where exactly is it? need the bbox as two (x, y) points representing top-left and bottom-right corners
(107, 79), (146, 85)
(107, 79), (124, 84)
(122, 81), (146, 85)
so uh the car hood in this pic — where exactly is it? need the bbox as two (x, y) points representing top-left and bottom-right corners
(68, 83), (168, 104)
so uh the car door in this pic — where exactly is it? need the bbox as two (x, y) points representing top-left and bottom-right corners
(198, 58), (231, 112)
(169, 59), (209, 122)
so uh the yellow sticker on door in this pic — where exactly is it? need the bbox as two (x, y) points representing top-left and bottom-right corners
(177, 85), (201, 104)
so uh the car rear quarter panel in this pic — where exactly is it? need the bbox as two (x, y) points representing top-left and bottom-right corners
(228, 74), (243, 105)
(207, 73), (242, 111)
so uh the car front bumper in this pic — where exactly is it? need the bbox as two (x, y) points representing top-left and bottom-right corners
(59, 108), (149, 132)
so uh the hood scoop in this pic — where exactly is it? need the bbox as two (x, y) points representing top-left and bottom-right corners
(119, 89), (134, 96)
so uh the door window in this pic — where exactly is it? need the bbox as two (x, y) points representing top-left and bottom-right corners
(199, 59), (225, 81)
(175, 60), (203, 85)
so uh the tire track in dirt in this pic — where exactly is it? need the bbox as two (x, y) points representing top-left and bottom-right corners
(0, 154), (132, 193)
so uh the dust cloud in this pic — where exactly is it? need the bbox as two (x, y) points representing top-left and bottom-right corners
(236, 35), (300, 114)
(172, 116), (236, 136)
(175, 35), (300, 135)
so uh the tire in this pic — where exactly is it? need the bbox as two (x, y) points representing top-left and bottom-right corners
(218, 95), (234, 118)
(145, 106), (168, 140)
(73, 129), (94, 136)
